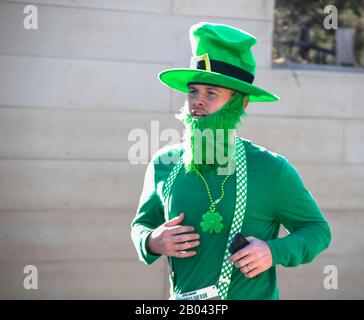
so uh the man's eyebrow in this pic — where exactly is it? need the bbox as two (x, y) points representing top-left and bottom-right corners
(188, 85), (220, 91)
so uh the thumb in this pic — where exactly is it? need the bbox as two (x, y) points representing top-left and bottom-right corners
(246, 236), (256, 242)
(165, 213), (184, 227)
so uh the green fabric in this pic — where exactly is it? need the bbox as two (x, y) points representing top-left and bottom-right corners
(192, 22), (257, 75)
(158, 22), (280, 103)
(131, 138), (332, 300)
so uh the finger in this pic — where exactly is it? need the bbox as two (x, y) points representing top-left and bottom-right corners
(246, 236), (256, 242)
(228, 247), (252, 264)
(234, 255), (255, 269)
(164, 213), (184, 227)
(244, 267), (261, 279)
(173, 233), (200, 243)
(173, 250), (197, 258)
(168, 225), (195, 235)
(241, 261), (258, 274)
(174, 240), (200, 251)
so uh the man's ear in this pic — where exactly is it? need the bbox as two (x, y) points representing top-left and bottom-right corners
(243, 95), (249, 111)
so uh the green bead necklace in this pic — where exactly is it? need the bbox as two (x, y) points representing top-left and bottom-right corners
(194, 164), (232, 234)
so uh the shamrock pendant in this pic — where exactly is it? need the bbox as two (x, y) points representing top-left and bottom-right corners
(200, 210), (224, 234)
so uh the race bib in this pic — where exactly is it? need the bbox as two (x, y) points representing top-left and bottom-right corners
(174, 285), (221, 300)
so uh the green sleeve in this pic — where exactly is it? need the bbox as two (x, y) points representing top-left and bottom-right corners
(266, 159), (332, 267)
(130, 159), (165, 265)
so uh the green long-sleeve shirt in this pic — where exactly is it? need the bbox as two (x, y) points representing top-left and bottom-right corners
(131, 138), (332, 300)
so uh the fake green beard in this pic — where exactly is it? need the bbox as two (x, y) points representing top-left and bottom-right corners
(175, 92), (247, 174)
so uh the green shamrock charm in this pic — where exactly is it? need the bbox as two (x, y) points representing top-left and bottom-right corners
(200, 210), (224, 234)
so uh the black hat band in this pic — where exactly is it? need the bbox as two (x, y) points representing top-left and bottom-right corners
(197, 59), (255, 84)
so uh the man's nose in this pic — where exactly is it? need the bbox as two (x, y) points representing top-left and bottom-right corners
(193, 93), (206, 107)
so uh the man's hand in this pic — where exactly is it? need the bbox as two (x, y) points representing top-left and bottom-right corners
(228, 236), (272, 278)
(147, 213), (200, 258)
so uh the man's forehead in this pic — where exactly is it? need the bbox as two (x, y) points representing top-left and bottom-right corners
(188, 84), (227, 91)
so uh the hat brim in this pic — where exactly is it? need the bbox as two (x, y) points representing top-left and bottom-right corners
(159, 68), (279, 102)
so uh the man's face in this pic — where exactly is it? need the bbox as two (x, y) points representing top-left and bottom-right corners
(177, 85), (247, 173)
(187, 84), (236, 118)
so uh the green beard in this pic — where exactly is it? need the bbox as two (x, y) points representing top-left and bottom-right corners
(176, 92), (247, 175)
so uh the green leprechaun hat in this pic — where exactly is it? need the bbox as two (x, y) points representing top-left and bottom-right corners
(158, 22), (279, 102)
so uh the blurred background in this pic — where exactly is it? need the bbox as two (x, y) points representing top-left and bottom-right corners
(0, 0), (363, 299)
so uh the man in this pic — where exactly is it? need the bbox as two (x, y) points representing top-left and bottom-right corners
(131, 22), (331, 300)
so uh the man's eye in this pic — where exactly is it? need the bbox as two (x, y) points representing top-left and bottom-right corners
(208, 91), (217, 95)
